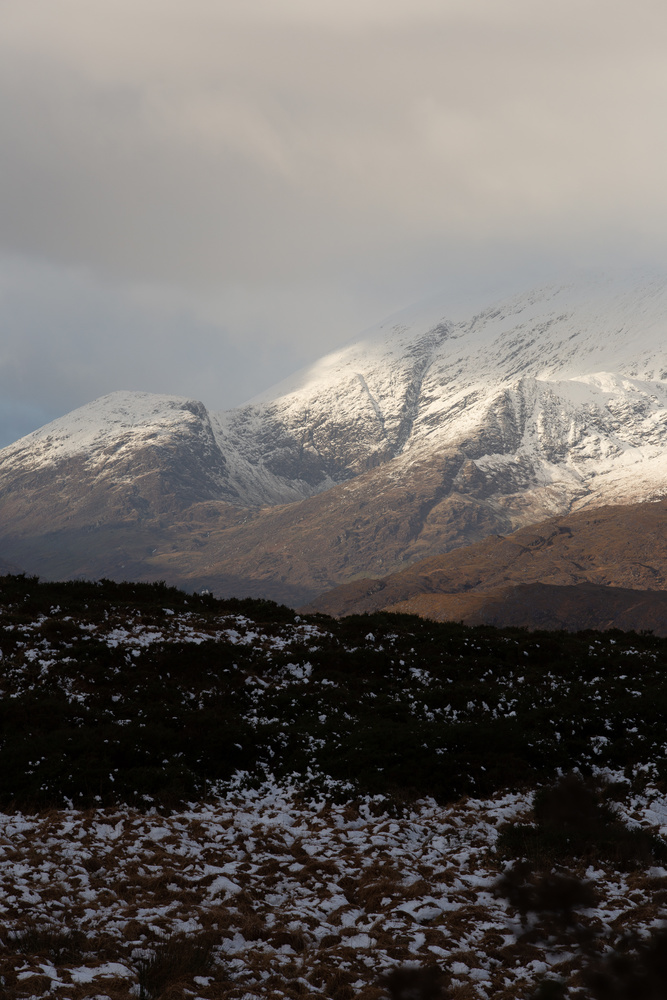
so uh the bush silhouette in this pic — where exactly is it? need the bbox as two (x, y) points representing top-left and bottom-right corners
(495, 860), (597, 920)
(382, 965), (448, 1000)
(585, 928), (667, 1000)
(499, 773), (665, 868)
(134, 932), (217, 999)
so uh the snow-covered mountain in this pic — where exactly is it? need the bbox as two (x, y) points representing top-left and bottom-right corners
(3, 269), (667, 601)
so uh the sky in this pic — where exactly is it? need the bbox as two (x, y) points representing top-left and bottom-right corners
(2, 0), (667, 446)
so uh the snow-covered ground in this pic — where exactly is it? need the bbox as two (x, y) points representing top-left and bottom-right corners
(0, 780), (665, 1000)
(0, 577), (666, 999)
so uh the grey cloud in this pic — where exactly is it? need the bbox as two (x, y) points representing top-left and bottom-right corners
(2, 0), (667, 444)
(3, 0), (667, 283)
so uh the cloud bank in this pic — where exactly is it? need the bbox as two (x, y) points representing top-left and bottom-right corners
(1, 0), (667, 443)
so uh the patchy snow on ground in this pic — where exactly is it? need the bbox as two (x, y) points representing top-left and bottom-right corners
(0, 780), (665, 1000)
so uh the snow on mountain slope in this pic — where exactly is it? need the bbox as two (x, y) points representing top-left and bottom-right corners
(3, 269), (667, 517)
(0, 390), (244, 508)
(0, 390), (339, 508)
(211, 269), (667, 510)
(2, 391), (211, 470)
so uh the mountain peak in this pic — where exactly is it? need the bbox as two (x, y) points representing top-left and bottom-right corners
(3, 269), (667, 604)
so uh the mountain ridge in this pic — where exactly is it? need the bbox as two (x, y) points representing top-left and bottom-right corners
(3, 269), (667, 605)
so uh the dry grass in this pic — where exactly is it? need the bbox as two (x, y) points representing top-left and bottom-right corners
(0, 783), (664, 999)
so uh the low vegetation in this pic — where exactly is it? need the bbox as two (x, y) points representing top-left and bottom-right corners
(0, 574), (665, 998)
(134, 931), (217, 1000)
(498, 773), (666, 868)
(0, 574), (666, 809)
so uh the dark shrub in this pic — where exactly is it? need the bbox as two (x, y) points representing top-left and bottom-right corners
(495, 861), (598, 919)
(585, 928), (667, 1000)
(134, 931), (217, 999)
(8, 924), (87, 963)
(499, 773), (665, 868)
(531, 979), (567, 1000)
(382, 965), (448, 1000)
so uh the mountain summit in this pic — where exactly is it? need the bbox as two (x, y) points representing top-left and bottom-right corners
(3, 270), (667, 603)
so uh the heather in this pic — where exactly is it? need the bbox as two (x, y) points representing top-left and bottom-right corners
(0, 574), (666, 999)
(0, 575), (666, 809)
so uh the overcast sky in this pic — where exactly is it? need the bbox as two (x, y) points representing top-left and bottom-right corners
(2, 0), (667, 445)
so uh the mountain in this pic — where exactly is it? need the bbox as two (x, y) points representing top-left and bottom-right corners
(3, 269), (667, 604)
(302, 499), (667, 632)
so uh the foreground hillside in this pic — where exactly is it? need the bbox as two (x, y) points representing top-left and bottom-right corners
(2, 574), (667, 808)
(1, 575), (667, 999)
(3, 784), (667, 1000)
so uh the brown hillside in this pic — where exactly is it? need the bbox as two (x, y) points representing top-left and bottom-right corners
(387, 582), (667, 635)
(302, 500), (667, 626)
(0, 453), (529, 603)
